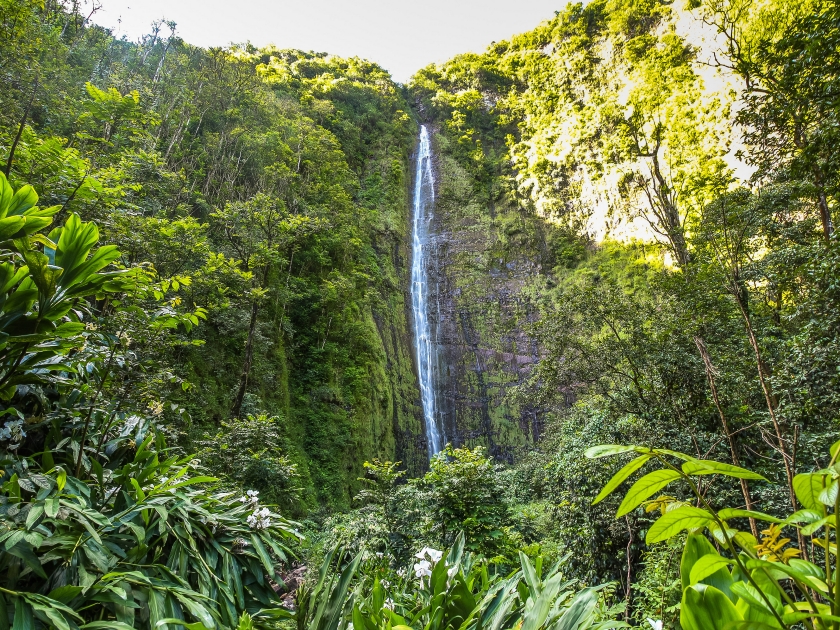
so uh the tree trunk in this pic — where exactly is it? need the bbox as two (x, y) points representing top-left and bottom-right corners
(231, 298), (259, 418)
(695, 336), (758, 536)
(732, 291), (808, 556)
(817, 188), (834, 240)
(5, 75), (39, 177)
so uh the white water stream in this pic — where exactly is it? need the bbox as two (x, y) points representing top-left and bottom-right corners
(410, 125), (443, 457)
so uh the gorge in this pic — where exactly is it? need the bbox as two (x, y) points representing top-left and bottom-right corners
(1, 0), (838, 627)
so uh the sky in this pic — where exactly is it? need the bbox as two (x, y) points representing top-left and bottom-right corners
(91, 0), (562, 83)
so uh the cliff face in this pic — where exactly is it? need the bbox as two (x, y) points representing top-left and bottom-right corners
(407, 0), (745, 460)
(422, 131), (551, 460)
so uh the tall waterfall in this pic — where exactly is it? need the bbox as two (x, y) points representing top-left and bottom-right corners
(411, 125), (443, 457)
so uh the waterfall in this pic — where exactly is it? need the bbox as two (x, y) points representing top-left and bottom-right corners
(411, 125), (443, 457)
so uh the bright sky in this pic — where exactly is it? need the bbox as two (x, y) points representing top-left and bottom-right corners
(91, 0), (562, 83)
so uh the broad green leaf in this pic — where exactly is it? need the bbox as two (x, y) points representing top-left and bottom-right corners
(593, 454), (651, 504)
(46, 587), (83, 605)
(782, 509), (823, 525)
(647, 506), (712, 544)
(519, 551), (540, 595)
(730, 582), (781, 616)
(171, 594), (216, 630)
(818, 480), (838, 505)
(0, 217), (27, 241)
(718, 509), (783, 524)
(8, 185), (38, 216)
(168, 476), (218, 489)
(680, 584), (742, 630)
(0, 173), (13, 216)
(616, 469), (682, 517)
(793, 473), (830, 510)
(584, 445), (638, 459)
(682, 460), (766, 481)
(45, 497), (59, 518)
(24, 504), (43, 530)
(12, 598), (34, 630)
(250, 534), (274, 576)
(681, 534), (735, 595)
(552, 587), (598, 630)
(800, 515), (831, 535)
(689, 554), (734, 585)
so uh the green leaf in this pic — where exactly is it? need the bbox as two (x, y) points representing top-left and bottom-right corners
(616, 469), (682, 517)
(519, 551), (540, 595)
(12, 598), (34, 630)
(24, 504), (44, 530)
(690, 555), (734, 585)
(680, 584), (742, 630)
(45, 497), (59, 518)
(552, 587), (599, 630)
(168, 476), (217, 489)
(584, 445), (639, 458)
(45, 587), (82, 605)
(170, 594), (216, 630)
(682, 460), (766, 481)
(793, 473), (830, 510)
(818, 480), (838, 506)
(647, 506), (712, 544)
(593, 454), (651, 504)
(0, 217), (27, 241)
(718, 509), (783, 524)
(250, 533), (275, 576)
(8, 185), (38, 216)
(155, 617), (213, 630)
(730, 582), (781, 616)
(2, 530), (26, 551)
(681, 534), (734, 595)
(782, 509), (823, 525)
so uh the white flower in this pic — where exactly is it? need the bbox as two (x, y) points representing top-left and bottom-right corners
(396, 568), (406, 578)
(380, 579), (390, 588)
(122, 415), (141, 434)
(447, 566), (458, 579)
(240, 490), (260, 505)
(384, 598), (394, 610)
(0, 419), (26, 445)
(415, 547), (443, 563)
(247, 506), (272, 530)
(413, 560), (432, 578)
(647, 619), (663, 630)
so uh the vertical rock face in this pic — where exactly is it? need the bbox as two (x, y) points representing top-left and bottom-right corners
(421, 130), (548, 461)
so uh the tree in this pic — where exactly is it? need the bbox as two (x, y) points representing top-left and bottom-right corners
(704, 0), (840, 239)
(212, 192), (324, 417)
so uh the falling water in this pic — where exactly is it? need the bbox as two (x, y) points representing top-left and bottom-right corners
(411, 125), (443, 457)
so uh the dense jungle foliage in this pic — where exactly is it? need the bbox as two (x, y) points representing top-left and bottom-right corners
(2, 0), (840, 628)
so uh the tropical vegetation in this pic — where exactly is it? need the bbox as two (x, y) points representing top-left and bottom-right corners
(1, 0), (840, 628)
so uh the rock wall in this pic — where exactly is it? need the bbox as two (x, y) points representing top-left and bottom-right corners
(422, 130), (550, 461)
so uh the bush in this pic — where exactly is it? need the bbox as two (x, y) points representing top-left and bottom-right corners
(198, 413), (304, 513)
